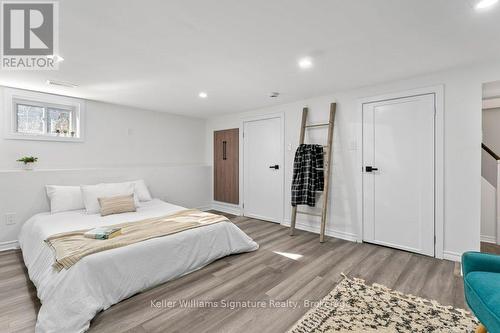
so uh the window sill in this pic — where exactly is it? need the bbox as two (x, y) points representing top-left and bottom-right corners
(4, 133), (84, 142)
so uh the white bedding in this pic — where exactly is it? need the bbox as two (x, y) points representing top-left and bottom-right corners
(19, 199), (258, 333)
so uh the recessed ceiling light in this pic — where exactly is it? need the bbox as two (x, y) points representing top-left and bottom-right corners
(46, 54), (64, 63)
(46, 80), (78, 88)
(198, 91), (208, 98)
(476, 0), (498, 9)
(298, 57), (313, 69)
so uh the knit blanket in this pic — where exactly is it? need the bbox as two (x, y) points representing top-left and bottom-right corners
(46, 209), (228, 270)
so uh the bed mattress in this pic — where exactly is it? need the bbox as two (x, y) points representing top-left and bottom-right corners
(19, 199), (258, 333)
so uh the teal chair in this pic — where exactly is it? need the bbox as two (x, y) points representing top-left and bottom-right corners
(462, 251), (500, 333)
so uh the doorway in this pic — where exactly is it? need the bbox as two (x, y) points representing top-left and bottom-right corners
(481, 81), (500, 252)
(362, 92), (438, 257)
(242, 114), (284, 223)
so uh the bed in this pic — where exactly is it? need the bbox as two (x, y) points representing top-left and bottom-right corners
(19, 199), (258, 333)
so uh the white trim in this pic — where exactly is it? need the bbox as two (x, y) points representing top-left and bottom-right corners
(3, 87), (86, 142)
(282, 219), (359, 242)
(211, 201), (242, 216)
(435, 86), (445, 259)
(196, 205), (212, 212)
(241, 112), (285, 224)
(364, 239), (428, 255)
(443, 251), (462, 262)
(357, 85), (445, 259)
(481, 235), (497, 244)
(0, 240), (19, 252)
(0, 163), (209, 173)
(245, 213), (280, 223)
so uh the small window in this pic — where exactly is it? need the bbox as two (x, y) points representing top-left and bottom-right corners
(16, 104), (45, 134)
(47, 107), (73, 135)
(14, 101), (77, 137)
(4, 88), (85, 142)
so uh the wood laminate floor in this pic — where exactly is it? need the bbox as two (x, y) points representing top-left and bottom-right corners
(1, 214), (466, 333)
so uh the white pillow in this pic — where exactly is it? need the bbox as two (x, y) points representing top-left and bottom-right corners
(81, 182), (138, 214)
(127, 179), (152, 202)
(46, 185), (85, 214)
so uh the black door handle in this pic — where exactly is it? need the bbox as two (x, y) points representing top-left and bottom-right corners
(365, 166), (379, 172)
(269, 165), (279, 170)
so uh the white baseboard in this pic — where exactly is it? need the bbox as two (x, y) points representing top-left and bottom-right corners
(280, 219), (465, 263)
(329, 229), (359, 243)
(282, 218), (359, 243)
(443, 250), (462, 262)
(244, 212), (280, 224)
(481, 235), (497, 244)
(211, 202), (242, 216)
(196, 205), (212, 212)
(0, 240), (19, 252)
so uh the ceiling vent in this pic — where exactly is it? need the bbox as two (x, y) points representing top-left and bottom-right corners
(46, 80), (78, 88)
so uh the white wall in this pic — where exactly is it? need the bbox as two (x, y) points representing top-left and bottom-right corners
(0, 87), (210, 248)
(207, 61), (500, 261)
(0, 166), (211, 249)
(0, 87), (206, 169)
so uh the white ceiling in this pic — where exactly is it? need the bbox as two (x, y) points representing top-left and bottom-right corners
(2, 0), (500, 118)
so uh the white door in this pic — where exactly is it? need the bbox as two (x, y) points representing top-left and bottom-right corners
(243, 116), (283, 223)
(363, 94), (435, 256)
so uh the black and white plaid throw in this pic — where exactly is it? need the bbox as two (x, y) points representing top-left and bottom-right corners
(291, 144), (324, 207)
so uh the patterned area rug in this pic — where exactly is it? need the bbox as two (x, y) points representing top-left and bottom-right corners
(289, 275), (478, 333)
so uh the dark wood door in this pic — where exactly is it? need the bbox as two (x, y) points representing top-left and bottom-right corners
(214, 128), (239, 204)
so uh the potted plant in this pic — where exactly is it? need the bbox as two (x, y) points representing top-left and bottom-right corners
(55, 129), (61, 136)
(17, 156), (38, 170)
(63, 129), (68, 136)
(70, 131), (75, 137)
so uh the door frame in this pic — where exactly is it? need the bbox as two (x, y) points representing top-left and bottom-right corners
(357, 86), (444, 259)
(241, 112), (285, 223)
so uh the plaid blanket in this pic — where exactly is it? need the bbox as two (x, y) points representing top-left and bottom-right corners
(291, 144), (324, 207)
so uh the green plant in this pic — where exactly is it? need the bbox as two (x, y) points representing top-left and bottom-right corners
(17, 156), (38, 164)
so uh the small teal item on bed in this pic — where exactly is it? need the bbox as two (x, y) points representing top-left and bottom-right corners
(462, 251), (500, 333)
(83, 227), (122, 240)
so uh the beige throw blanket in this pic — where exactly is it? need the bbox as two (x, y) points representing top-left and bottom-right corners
(46, 209), (228, 271)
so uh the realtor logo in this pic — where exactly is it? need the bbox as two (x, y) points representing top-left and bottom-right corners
(1, 1), (59, 70)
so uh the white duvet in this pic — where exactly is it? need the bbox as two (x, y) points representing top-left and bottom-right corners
(19, 199), (258, 333)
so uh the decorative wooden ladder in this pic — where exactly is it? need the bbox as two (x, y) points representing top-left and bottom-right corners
(289, 102), (336, 243)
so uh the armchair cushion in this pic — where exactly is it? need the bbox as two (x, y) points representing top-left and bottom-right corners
(462, 251), (500, 276)
(463, 252), (500, 333)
